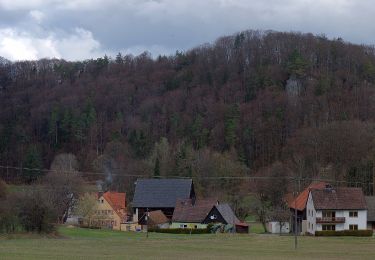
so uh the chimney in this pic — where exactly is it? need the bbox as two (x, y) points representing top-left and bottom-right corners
(324, 184), (334, 193)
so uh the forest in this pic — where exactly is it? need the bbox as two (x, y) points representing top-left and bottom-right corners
(1, 29), (375, 203)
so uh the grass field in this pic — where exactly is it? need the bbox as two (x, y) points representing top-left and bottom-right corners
(1, 226), (375, 259)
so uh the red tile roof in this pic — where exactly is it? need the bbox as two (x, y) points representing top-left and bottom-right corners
(102, 191), (126, 217)
(288, 182), (328, 211)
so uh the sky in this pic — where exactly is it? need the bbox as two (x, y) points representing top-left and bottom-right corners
(0, 0), (374, 61)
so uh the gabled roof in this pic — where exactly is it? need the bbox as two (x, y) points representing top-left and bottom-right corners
(311, 187), (367, 210)
(215, 204), (240, 225)
(288, 182), (328, 211)
(103, 191), (126, 211)
(132, 179), (194, 208)
(365, 196), (375, 222)
(172, 198), (218, 223)
(148, 210), (169, 225)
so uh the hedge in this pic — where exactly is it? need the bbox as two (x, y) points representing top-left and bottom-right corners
(148, 227), (210, 234)
(315, 230), (373, 237)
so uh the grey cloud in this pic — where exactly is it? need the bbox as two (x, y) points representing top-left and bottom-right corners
(0, 0), (375, 60)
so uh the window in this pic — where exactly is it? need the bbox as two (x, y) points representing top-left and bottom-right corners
(322, 225), (335, 231)
(322, 211), (334, 218)
(194, 225), (198, 229)
(349, 211), (358, 218)
(349, 225), (358, 230)
(312, 224), (314, 230)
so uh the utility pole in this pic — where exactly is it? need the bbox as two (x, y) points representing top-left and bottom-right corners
(294, 177), (298, 250)
(146, 208), (149, 238)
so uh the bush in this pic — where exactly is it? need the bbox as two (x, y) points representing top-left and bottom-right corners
(315, 230), (373, 237)
(15, 190), (56, 233)
(0, 178), (7, 199)
(0, 189), (57, 234)
(148, 227), (210, 234)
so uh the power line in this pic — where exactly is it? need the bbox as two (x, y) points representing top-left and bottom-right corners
(0, 164), (374, 185)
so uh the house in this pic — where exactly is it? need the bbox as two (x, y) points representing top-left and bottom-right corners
(171, 198), (218, 229)
(365, 196), (375, 230)
(92, 191), (127, 230)
(287, 182), (328, 234)
(306, 186), (367, 235)
(171, 199), (249, 233)
(132, 178), (195, 224)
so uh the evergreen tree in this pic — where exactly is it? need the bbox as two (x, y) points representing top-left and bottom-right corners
(23, 145), (43, 183)
(287, 49), (308, 78)
(153, 157), (160, 177)
(224, 104), (240, 149)
(48, 106), (60, 147)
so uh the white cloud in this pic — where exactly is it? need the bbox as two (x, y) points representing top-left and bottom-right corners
(54, 28), (103, 60)
(29, 10), (45, 23)
(0, 27), (103, 61)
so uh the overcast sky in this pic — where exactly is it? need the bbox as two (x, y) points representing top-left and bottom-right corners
(0, 0), (374, 61)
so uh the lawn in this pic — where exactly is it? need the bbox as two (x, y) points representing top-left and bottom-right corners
(1, 226), (375, 259)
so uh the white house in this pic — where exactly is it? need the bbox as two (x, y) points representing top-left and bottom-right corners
(306, 186), (367, 235)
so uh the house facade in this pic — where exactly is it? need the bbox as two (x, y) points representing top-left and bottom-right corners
(92, 191), (127, 231)
(171, 199), (249, 233)
(287, 182), (328, 234)
(171, 198), (217, 229)
(306, 186), (367, 235)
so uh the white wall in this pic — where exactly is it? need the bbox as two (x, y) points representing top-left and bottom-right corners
(306, 191), (367, 234)
(306, 192), (317, 234)
(343, 210), (367, 230)
(267, 221), (290, 234)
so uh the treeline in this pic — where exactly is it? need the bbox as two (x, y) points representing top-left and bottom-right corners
(1, 30), (375, 196)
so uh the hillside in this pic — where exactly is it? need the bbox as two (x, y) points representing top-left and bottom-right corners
(1, 30), (375, 196)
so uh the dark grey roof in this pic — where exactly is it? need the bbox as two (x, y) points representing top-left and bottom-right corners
(365, 196), (375, 222)
(216, 204), (240, 224)
(132, 179), (193, 208)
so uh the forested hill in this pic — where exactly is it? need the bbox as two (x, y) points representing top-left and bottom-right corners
(1, 30), (375, 195)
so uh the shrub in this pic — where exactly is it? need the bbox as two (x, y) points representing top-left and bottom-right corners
(15, 190), (56, 233)
(315, 230), (373, 237)
(0, 178), (7, 199)
(0, 189), (57, 234)
(148, 227), (210, 234)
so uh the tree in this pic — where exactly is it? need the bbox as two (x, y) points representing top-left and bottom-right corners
(251, 162), (289, 232)
(50, 153), (78, 173)
(224, 104), (240, 149)
(22, 145), (43, 183)
(287, 49), (308, 78)
(153, 157), (160, 177)
(74, 193), (97, 227)
(14, 189), (56, 233)
(44, 153), (83, 223)
(269, 206), (290, 235)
